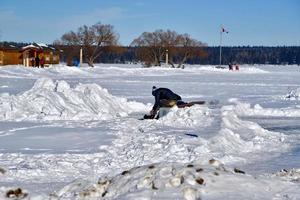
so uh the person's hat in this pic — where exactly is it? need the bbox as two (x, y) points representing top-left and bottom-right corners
(152, 86), (157, 96)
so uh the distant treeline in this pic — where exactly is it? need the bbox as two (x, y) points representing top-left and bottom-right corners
(1, 42), (300, 65)
(92, 46), (300, 65)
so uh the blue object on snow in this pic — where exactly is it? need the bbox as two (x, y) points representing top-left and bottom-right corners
(72, 59), (79, 67)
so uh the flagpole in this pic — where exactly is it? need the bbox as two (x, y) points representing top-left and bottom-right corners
(79, 47), (83, 68)
(219, 26), (222, 67)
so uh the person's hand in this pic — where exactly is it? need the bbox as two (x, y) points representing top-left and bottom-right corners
(150, 109), (155, 116)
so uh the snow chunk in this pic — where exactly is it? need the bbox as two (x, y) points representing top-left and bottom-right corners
(31, 78), (56, 90)
(286, 88), (300, 100)
(275, 168), (300, 182)
(0, 78), (147, 121)
(0, 186), (47, 200)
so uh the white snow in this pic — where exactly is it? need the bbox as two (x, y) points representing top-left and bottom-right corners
(286, 87), (300, 100)
(191, 65), (269, 73)
(0, 78), (147, 121)
(21, 44), (39, 50)
(158, 106), (213, 128)
(0, 64), (300, 199)
(275, 168), (300, 182)
(35, 43), (48, 48)
(48, 161), (300, 200)
(227, 100), (300, 117)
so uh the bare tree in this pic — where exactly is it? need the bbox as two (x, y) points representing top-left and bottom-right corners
(131, 30), (166, 66)
(131, 29), (206, 67)
(58, 22), (119, 67)
(53, 40), (80, 66)
(175, 34), (207, 68)
(159, 30), (181, 68)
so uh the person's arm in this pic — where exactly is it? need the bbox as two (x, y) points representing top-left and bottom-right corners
(150, 91), (161, 115)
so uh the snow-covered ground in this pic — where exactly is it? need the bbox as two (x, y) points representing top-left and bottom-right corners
(0, 64), (299, 199)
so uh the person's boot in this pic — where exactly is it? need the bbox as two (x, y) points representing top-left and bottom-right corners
(143, 114), (155, 119)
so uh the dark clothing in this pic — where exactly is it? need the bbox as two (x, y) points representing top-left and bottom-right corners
(152, 88), (182, 111)
(40, 57), (45, 68)
(35, 57), (40, 67)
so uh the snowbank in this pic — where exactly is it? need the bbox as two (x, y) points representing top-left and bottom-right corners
(286, 88), (300, 100)
(2, 160), (298, 200)
(275, 168), (300, 182)
(0, 64), (269, 80)
(0, 78), (147, 121)
(130, 102), (290, 166)
(51, 161), (263, 199)
(0, 65), (98, 79)
(188, 65), (269, 73)
(227, 100), (300, 117)
(185, 104), (291, 165)
(158, 106), (213, 128)
(216, 108), (287, 154)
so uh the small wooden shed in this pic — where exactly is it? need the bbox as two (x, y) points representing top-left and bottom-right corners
(0, 45), (22, 65)
(21, 43), (60, 67)
(0, 43), (60, 67)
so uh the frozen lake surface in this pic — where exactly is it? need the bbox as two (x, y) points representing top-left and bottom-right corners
(0, 64), (299, 199)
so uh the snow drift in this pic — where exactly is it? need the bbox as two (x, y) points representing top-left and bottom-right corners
(286, 87), (300, 100)
(188, 104), (291, 165)
(216, 107), (287, 154)
(0, 64), (270, 81)
(159, 106), (213, 128)
(190, 65), (269, 73)
(227, 100), (300, 117)
(2, 160), (298, 200)
(0, 78), (148, 121)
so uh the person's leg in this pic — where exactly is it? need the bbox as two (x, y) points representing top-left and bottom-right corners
(176, 100), (188, 108)
(177, 100), (205, 108)
(159, 99), (177, 107)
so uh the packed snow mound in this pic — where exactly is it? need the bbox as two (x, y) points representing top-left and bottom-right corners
(44, 160), (299, 200)
(0, 65), (96, 78)
(158, 106), (213, 128)
(227, 100), (300, 117)
(2, 162), (299, 200)
(275, 168), (300, 182)
(188, 65), (269, 73)
(216, 108), (287, 154)
(286, 88), (300, 100)
(0, 64), (270, 80)
(197, 103), (291, 164)
(0, 78), (148, 121)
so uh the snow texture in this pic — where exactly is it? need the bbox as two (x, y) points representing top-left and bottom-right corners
(0, 78), (147, 121)
(0, 64), (299, 200)
(286, 88), (300, 100)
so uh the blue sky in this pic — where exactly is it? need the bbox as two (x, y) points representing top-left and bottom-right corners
(0, 0), (299, 46)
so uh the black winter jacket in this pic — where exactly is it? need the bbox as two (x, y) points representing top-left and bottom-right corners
(152, 88), (181, 110)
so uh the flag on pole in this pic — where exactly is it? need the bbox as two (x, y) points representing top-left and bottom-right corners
(221, 26), (229, 33)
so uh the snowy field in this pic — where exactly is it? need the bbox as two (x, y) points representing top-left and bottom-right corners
(0, 64), (300, 199)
